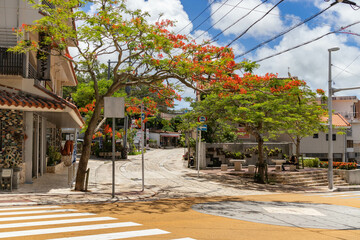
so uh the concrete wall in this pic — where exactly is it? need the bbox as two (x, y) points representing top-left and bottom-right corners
(0, 0), (41, 29)
(204, 142), (292, 168)
(335, 169), (360, 185)
(300, 131), (346, 159)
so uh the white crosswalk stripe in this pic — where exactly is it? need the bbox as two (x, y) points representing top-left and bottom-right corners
(47, 229), (170, 240)
(0, 205), (196, 240)
(0, 222), (141, 238)
(0, 216), (116, 229)
(0, 212), (95, 222)
(0, 208), (76, 216)
(0, 205), (61, 211)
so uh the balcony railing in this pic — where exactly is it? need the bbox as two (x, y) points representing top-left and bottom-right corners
(0, 47), (37, 79)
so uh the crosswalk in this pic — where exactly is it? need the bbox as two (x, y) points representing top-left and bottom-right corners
(0, 205), (196, 240)
(305, 191), (360, 200)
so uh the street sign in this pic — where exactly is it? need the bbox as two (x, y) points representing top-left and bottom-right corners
(198, 116), (207, 122)
(104, 97), (125, 118)
(198, 124), (207, 131)
(141, 113), (145, 120)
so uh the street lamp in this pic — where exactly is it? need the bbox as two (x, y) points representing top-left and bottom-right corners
(328, 47), (340, 190)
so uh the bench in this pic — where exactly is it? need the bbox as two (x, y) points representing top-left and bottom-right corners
(230, 159), (246, 171)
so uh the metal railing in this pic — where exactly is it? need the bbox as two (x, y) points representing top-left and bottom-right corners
(0, 47), (38, 80)
(0, 48), (25, 76)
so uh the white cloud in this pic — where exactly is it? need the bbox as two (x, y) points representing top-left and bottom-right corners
(210, 0), (285, 38)
(252, 23), (360, 96)
(125, 0), (192, 34)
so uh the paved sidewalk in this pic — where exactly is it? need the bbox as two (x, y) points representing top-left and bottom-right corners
(0, 166), (156, 206)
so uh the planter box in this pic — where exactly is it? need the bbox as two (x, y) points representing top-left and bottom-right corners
(47, 162), (65, 173)
(335, 169), (360, 184)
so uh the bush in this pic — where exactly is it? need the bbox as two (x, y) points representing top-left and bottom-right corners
(47, 146), (61, 166)
(320, 161), (357, 170)
(301, 158), (320, 168)
(224, 151), (245, 159)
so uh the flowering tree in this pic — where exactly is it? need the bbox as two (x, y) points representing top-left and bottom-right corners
(11, 0), (243, 190)
(190, 74), (325, 183)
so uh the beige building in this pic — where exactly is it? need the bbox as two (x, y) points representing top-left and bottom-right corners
(0, 0), (83, 186)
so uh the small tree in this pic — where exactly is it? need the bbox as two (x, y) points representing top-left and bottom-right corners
(190, 74), (315, 183)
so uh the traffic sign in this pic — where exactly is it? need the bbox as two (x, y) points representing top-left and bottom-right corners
(198, 116), (207, 122)
(198, 124), (207, 131)
(141, 113), (145, 120)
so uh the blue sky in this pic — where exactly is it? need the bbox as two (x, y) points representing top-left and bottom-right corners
(84, 0), (360, 110)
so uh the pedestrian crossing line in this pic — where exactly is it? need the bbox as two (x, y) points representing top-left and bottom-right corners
(171, 238), (197, 240)
(0, 205), (61, 211)
(0, 212), (96, 222)
(47, 229), (170, 240)
(0, 216), (116, 229)
(0, 202), (35, 207)
(0, 209), (77, 216)
(0, 222), (141, 238)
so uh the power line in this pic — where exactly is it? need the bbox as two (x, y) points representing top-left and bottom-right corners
(332, 64), (360, 78)
(226, 0), (285, 47)
(333, 53), (360, 80)
(194, 0), (244, 41)
(191, 0), (230, 35)
(235, 4), (334, 59)
(254, 21), (360, 62)
(210, 0), (270, 42)
(176, 0), (216, 34)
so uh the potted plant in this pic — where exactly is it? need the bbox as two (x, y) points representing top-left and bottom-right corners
(47, 146), (62, 173)
(2, 146), (22, 189)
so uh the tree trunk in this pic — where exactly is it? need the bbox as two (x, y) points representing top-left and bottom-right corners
(256, 134), (266, 184)
(75, 98), (104, 191)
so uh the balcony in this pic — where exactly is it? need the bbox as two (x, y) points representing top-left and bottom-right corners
(0, 47), (37, 79)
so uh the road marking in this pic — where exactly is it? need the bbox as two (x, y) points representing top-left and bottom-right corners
(0, 202), (35, 206)
(0, 212), (95, 222)
(171, 238), (197, 240)
(0, 208), (76, 216)
(0, 205), (61, 211)
(47, 229), (170, 240)
(0, 222), (141, 238)
(0, 216), (116, 229)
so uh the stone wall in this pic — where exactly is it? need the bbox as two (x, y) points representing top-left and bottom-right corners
(0, 109), (24, 168)
(205, 142), (292, 167)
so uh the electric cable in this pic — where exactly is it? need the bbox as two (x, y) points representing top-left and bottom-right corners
(194, 0), (244, 41)
(333, 53), (360, 80)
(235, 4), (334, 59)
(226, 0), (285, 47)
(190, 0), (230, 35)
(254, 20), (360, 62)
(176, 0), (216, 34)
(332, 64), (360, 78)
(210, 0), (270, 42)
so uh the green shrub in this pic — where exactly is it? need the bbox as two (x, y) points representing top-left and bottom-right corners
(47, 146), (61, 166)
(302, 158), (320, 168)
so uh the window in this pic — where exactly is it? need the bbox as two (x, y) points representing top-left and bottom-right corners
(347, 140), (354, 148)
(326, 134), (336, 141)
(313, 133), (319, 138)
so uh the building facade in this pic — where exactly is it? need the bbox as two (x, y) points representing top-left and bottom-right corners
(0, 0), (83, 185)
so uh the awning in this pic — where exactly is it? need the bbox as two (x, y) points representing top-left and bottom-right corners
(0, 88), (83, 128)
(160, 134), (181, 138)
